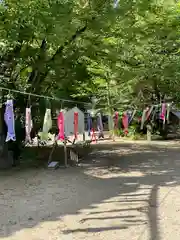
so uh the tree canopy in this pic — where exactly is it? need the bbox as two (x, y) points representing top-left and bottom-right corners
(0, 0), (180, 111)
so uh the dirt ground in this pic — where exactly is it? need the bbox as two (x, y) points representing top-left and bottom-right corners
(0, 141), (180, 240)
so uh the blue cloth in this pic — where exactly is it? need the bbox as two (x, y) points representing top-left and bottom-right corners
(127, 111), (131, 124)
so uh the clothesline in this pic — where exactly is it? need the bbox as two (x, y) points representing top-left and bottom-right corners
(0, 86), (167, 110)
(0, 86), (91, 105)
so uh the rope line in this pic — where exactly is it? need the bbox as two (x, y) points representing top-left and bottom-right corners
(0, 86), (91, 105)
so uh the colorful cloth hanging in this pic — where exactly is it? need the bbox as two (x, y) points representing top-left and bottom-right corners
(87, 113), (92, 136)
(140, 108), (148, 130)
(137, 111), (142, 123)
(166, 103), (170, 123)
(151, 106), (157, 122)
(114, 0), (119, 8)
(4, 99), (16, 142)
(122, 112), (128, 135)
(129, 109), (136, 124)
(114, 111), (119, 129)
(57, 111), (65, 141)
(41, 108), (52, 140)
(74, 111), (78, 139)
(146, 106), (154, 121)
(108, 115), (114, 132)
(97, 113), (104, 138)
(91, 128), (97, 143)
(25, 107), (33, 142)
(127, 111), (131, 124)
(160, 103), (166, 122)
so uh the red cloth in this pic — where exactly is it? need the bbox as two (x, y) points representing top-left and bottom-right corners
(74, 112), (78, 139)
(57, 111), (64, 140)
(122, 112), (128, 135)
(91, 128), (97, 143)
(160, 103), (166, 121)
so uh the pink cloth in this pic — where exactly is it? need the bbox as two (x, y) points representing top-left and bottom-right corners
(160, 103), (166, 121)
(122, 112), (128, 135)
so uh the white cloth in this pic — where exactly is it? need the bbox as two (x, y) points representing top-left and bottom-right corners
(41, 108), (52, 140)
(25, 108), (33, 142)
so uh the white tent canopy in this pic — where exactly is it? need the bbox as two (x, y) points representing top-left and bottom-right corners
(64, 107), (85, 136)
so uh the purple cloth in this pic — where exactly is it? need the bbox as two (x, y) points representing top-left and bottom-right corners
(4, 100), (16, 142)
(127, 111), (131, 124)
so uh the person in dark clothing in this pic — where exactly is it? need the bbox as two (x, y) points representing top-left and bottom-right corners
(14, 115), (25, 166)
(7, 114), (25, 167)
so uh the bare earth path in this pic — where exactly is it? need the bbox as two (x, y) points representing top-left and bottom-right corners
(0, 142), (180, 240)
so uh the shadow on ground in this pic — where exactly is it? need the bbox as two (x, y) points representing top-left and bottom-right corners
(0, 142), (180, 239)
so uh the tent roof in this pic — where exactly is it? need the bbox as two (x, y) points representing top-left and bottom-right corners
(171, 111), (180, 119)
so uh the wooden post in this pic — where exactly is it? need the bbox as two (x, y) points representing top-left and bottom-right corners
(147, 124), (152, 142)
(48, 140), (57, 164)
